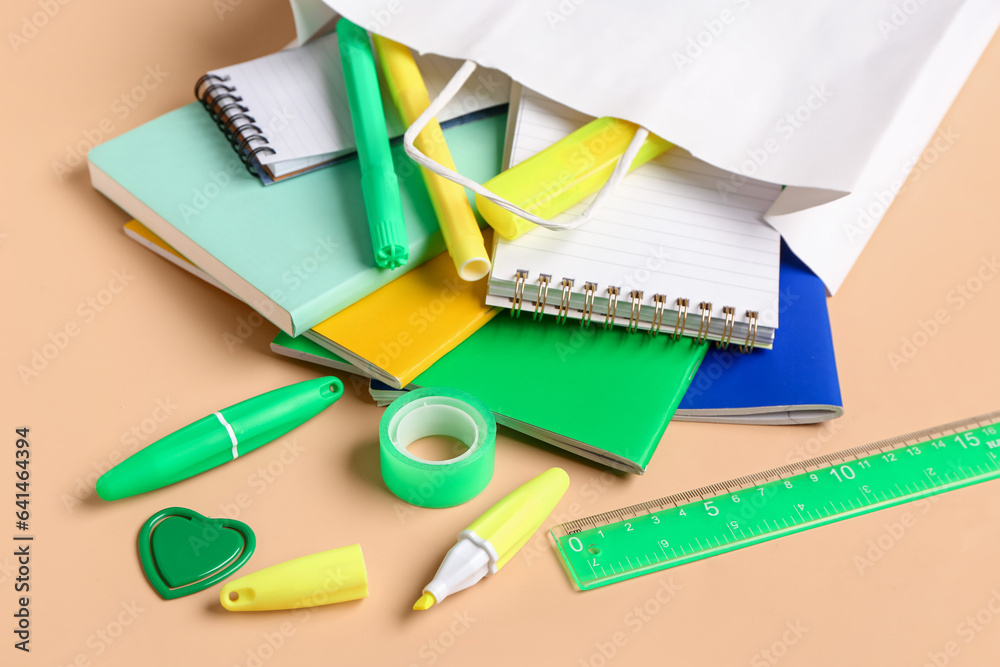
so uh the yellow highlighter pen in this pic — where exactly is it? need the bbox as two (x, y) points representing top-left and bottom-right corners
(373, 35), (492, 281)
(476, 118), (672, 240)
(413, 467), (570, 610)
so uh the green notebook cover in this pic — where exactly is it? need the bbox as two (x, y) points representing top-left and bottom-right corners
(273, 316), (707, 474)
(88, 104), (505, 336)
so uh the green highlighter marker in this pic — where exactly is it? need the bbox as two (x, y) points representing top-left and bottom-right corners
(337, 18), (408, 269)
(96, 377), (344, 501)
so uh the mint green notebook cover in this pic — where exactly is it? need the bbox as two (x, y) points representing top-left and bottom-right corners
(273, 316), (707, 473)
(89, 104), (505, 336)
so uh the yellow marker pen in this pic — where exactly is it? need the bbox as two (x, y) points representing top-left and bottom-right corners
(413, 467), (570, 610)
(476, 118), (672, 240)
(373, 35), (491, 281)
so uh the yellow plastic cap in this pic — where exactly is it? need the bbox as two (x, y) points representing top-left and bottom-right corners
(220, 544), (368, 611)
(451, 235), (491, 281)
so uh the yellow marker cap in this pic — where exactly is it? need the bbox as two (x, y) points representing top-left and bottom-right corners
(220, 544), (368, 611)
(476, 118), (672, 240)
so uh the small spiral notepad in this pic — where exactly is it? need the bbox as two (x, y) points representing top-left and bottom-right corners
(486, 86), (784, 350)
(194, 31), (509, 183)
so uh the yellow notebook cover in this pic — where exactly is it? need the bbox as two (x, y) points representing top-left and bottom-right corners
(123, 220), (499, 388)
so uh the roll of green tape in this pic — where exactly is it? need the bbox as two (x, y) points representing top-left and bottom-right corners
(379, 387), (496, 508)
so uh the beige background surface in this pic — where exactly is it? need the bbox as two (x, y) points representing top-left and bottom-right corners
(3, 1), (1000, 665)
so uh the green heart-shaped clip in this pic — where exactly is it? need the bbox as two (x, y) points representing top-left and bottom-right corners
(138, 507), (255, 600)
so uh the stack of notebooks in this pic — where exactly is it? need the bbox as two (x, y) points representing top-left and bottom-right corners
(89, 26), (842, 475)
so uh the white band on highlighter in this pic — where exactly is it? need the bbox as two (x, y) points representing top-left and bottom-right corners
(214, 412), (239, 459)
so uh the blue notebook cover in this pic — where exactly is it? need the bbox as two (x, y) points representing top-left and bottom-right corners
(676, 243), (843, 424)
(88, 103), (505, 336)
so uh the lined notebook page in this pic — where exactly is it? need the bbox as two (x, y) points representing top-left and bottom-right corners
(489, 86), (784, 329)
(209, 31), (509, 177)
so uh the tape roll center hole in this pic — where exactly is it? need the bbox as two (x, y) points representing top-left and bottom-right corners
(393, 403), (480, 465)
(406, 435), (469, 462)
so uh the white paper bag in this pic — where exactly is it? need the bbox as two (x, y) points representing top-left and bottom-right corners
(294, 0), (1000, 292)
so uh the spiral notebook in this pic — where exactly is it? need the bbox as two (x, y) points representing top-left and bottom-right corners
(196, 30), (509, 183)
(486, 86), (784, 349)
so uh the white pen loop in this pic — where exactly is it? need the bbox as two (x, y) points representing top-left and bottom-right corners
(402, 60), (650, 232)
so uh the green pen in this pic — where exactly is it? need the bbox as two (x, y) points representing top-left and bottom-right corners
(96, 377), (344, 501)
(337, 18), (408, 269)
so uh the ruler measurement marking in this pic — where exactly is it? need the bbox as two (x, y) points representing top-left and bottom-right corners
(553, 412), (1000, 590)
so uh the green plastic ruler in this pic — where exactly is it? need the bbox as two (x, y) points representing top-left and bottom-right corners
(552, 410), (1000, 590)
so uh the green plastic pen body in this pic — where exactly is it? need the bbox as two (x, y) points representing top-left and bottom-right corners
(337, 18), (408, 269)
(96, 377), (344, 501)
